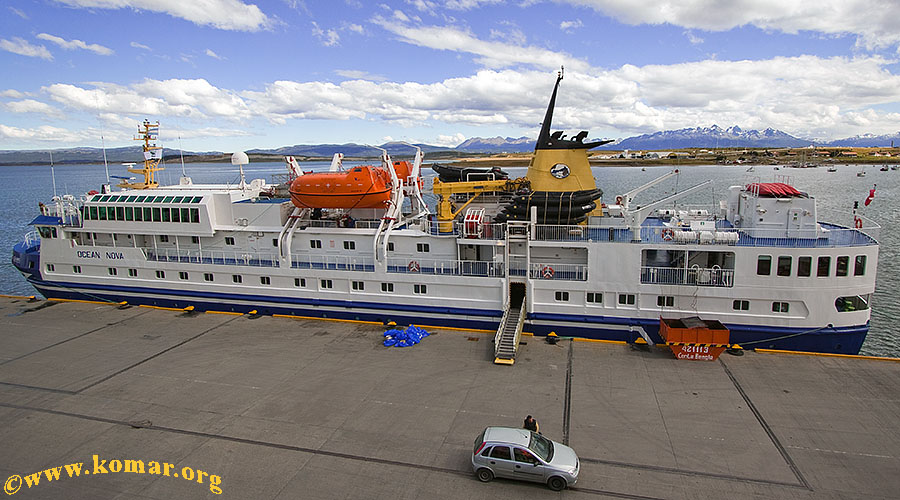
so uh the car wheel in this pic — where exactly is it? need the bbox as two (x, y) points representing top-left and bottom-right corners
(476, 468), (494, 482)
(547, 476), (567, 491)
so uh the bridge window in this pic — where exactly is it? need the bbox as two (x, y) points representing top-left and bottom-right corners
(143, 208), (152, 221)
(854, 255), (867, 276)
(555, 291), (569, 301)
(161, 207), (171, 222)
(817, 256), (831, 277)
(772, 302), (789, 313)
(835, 294), (869, 312)
(152, 207), (161, 222)
(133, 208), (143, 221)
(351, 281), (364, 291)
(115, 207), (124, 220)
(798, 256), (811, 277)
(381, 282), (394, 292)
(89, 206), (98, 220)
(99, 207), (108, 221)
(757, 255), (771, 276)
(190, 208), (199, 223)
(777, 256), (791, 277)
(171, 208), (180, 223)
(733, 300), (749, 310)
(295, 278), (306, 287)
(657, 295), (674, 307)
(586, 292), (602, 304)
(836, 256), (849, 277)
(125, 207), (134, 221)
(416, 243), (430, 253)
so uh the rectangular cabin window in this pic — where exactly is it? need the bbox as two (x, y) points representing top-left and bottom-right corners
(171, 207), (180, 223)
(657, 295), (674, 307)
(133, 207), (143, 222)
(225, 237), (235, 245)
(46, 263), (55, 272)
(772, 301), (790, 313)
(798, 256), (811, 277)
(181, 208), (190, 222)
(159, 235), (169, 243)
(757, 255), (772, 276)
(733, 299), (750, 310)
(381, 282), (394, 292)
(618, 294), (636, 305)
(232, 274), (242, 284)
(143, 207), (152, 221)
(179, 271), (189, 280)
(836, 256), (849, 277)
(310, 240), (322, 249)
(156, 270), (165, 279)
(98, 207), (108, 221)
(320, 279), (333, 289)
(89, 206), (98, 220)
(414, 284), (427, 294)
(586, 292), (602, 304)
(854, 255), (867, 276)
(260, 276), (271, 285)
(152, 207), (161, 222)
(817, 256), (831, 277)
(204, 273), (214, 282)
(108, 268), (117, 276)
(416, 243), (430, 253)
(777, 256), (792, 277)
(351, 281), (364, 291)
(125, 207), (134, 221)
(73, 265), (81, 274)
(128, 268), (137, 277)
(115, 207), (124, 220)
(387, 242), (394, 252)
(161, 207), (171, 222)
(272, 238), (278, 247)
(294, 278), (306, 287)
(192, 236), (199, 244)
(555, 291), (569, 301)
(190, 208), (199, 223)
(343, 241), (356, 250)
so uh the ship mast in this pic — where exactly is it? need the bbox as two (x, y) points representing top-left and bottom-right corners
(119, 120), (163, 190)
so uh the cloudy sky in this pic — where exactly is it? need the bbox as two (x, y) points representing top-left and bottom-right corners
(2, 0), (900, 152)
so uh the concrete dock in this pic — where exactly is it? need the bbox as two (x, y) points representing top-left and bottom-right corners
(1, 296), (898, 499)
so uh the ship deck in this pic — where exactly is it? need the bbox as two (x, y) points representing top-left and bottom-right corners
(1, 296), (897, 499)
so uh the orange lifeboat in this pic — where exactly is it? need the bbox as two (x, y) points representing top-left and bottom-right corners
(289, 165), (393, 209)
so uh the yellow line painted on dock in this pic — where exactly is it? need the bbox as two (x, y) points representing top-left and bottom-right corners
(48, 298), (119, 306)
(573, 338), (630, 345)
(0, 294), (35, 300)
(756, 348), (900, 362)
(205, 310), (244, 316)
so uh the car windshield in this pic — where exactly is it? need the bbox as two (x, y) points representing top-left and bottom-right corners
(529, 432), (553, 462)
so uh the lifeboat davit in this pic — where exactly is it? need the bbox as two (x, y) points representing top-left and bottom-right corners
(289, 165), (393, 209)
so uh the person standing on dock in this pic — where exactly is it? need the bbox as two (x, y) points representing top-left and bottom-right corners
(523, 415), (540, 433)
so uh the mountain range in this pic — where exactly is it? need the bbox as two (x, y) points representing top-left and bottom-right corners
(3, 127), (899, 164)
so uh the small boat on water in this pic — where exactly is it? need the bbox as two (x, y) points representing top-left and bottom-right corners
(857, 170), (866, 177)
(880, 165), (889, 171)
(827, 166), (837, 172)
(892, 165), (899, 171)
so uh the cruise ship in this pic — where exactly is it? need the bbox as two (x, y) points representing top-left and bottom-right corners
(12, 73), (879, 358)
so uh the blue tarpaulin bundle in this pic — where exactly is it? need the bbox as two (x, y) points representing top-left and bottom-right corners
(383, 325), (430, 347)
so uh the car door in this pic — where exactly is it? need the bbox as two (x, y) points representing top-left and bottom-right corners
(513, 447), (546, 483)
(486, 445), (516, 478)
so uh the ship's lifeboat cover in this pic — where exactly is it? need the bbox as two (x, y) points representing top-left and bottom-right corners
(745, 182), (806, 198)
(289, 166), (392, 209)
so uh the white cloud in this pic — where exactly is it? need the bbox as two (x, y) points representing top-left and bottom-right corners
(560, 19), (583, 33)
(560, 0), (900, 50)
(432, 132), (467, 147)
(372, 19), (588, 71)
(311, 21), (340, 46)
(0, 37), (53, 60)
(131, 42), (151, 51)
(1, 90), (27, 98)
(36, 33), (113, 56)
(55, 0), (271, 31)
(335, 69), (388, 81)
(684, 30), (704, 45)
(0, 124), (85, 143)
(205, 49), (224, 60)
(347, 23), (365, 34)
(9, 6), (28, 19)
(3, 99), (64, 117)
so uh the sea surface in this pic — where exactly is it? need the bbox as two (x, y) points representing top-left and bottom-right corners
(2, 160), (897, 357)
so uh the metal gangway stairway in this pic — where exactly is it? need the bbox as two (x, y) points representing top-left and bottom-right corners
(494, 283), (526, 365)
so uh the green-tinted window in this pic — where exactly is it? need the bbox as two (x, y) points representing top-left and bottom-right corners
(152, 207), (161, 222)
(143, 207), (152, 221)
(99, 207), (108, 220)
(173, 196), (184, 203)
(134, 207), (143, 221)
(171, 207), (180, 222)
(190, 208), (199, 223)
(99, 195), (111, 202)
(89, 206), (98, 220)
(191, 196), (203, 203)
(181, 208), (190, 222)
(115, 206), (124, 220)
(136, 196), (146, 202)
(125, 207), (134, 221)
(161, 207), (171, 222)
(91, 195), (101, 202)
(126, 196), (138, 202)
(163, 196), (174, 203)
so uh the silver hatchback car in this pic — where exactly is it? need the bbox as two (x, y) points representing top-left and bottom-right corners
(472, 426), (579, 491)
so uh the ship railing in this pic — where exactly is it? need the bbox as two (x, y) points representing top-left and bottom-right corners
(529, 262), (588, 281)
(302, 219), (382, 230)
(529, 223), (879, 247)
(145, 248), (280, 268)
(22, 230), (41, 250)
(640, 265), (734, 287)
(289, 254), (376, 272)
(386, 257), (505, 277)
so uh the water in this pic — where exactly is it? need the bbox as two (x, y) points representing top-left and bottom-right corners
(2, 161), (897, 357)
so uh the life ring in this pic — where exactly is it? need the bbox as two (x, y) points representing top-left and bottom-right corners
(854, 217), (863, 229)
(408, 261), (420, 272)
(615, 196), (624, 205)
(541, 265), (554, 279)
(661, 228), (675, 241)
